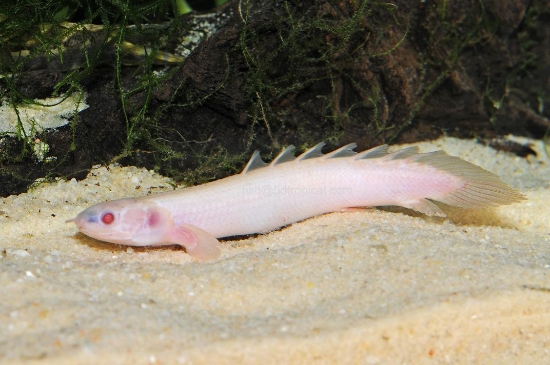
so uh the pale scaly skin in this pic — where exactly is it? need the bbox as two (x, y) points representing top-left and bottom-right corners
(67, 143), (526, 261)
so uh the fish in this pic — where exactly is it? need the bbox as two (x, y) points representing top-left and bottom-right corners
(67, 142), (526, 261)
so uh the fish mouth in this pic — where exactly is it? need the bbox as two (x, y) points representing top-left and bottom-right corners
(66, 216), (84, 229)
(66, 216), (91, 232)
(69, 222), (136, 245)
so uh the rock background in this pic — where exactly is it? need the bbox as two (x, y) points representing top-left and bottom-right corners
(0, 0), (548, 195)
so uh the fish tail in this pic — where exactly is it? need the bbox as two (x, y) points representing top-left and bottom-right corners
(413, 150), (526, 208)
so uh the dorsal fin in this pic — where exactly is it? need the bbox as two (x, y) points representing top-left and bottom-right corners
(270, 145), (296, 166)
(323, 143), (357, 158)
(355, 145), (389, 159)
(241, 143), (421, 174)
(388, 146), (419, 160)
(241, 150), (267, 174)
(297, 142), (326, 161)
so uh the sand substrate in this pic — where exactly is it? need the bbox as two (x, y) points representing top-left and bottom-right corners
(1, 136), (549, 364)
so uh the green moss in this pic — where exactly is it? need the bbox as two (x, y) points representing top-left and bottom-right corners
(237, 0), (406, 149)
(0, 1), (219, 178)
(138, 0), (410, 185)
(2, 0), (547, 193)
(512, 0), (550, 155)
(0, 1), (229, 195)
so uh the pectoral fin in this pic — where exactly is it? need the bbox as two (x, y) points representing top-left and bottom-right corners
(171, 224), (222, 261)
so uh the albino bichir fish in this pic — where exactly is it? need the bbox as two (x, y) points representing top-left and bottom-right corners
(67, 142), (525, 261)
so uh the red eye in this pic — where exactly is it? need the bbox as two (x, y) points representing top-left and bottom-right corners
(101, 212), (115, 224)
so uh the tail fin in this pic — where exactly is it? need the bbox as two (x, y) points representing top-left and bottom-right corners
(413, 150), (526, 208)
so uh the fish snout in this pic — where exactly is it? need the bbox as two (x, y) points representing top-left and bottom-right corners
(66, 215), (85, 229)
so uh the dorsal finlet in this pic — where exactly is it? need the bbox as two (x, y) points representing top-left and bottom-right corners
(297, 142), (326, 161)
(389, 146), (420, 160)
(241, 150), (267, 174)
(354, 145), (389, 159)
(323, 143), (358, 159)
(242, 143), (420, 174)
(270, 145), (297, 166)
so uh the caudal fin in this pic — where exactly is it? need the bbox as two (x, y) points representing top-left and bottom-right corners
(413, 150), (526, 208)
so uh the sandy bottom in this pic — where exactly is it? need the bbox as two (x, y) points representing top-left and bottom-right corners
(1, 137), (549, 364)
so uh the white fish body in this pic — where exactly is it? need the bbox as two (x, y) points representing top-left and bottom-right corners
(67, 143), (525, 260)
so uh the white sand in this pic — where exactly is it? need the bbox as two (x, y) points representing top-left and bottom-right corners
(1, 136), (549, 364)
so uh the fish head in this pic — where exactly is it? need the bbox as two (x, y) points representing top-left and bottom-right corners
(66, 198), (174, 246)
